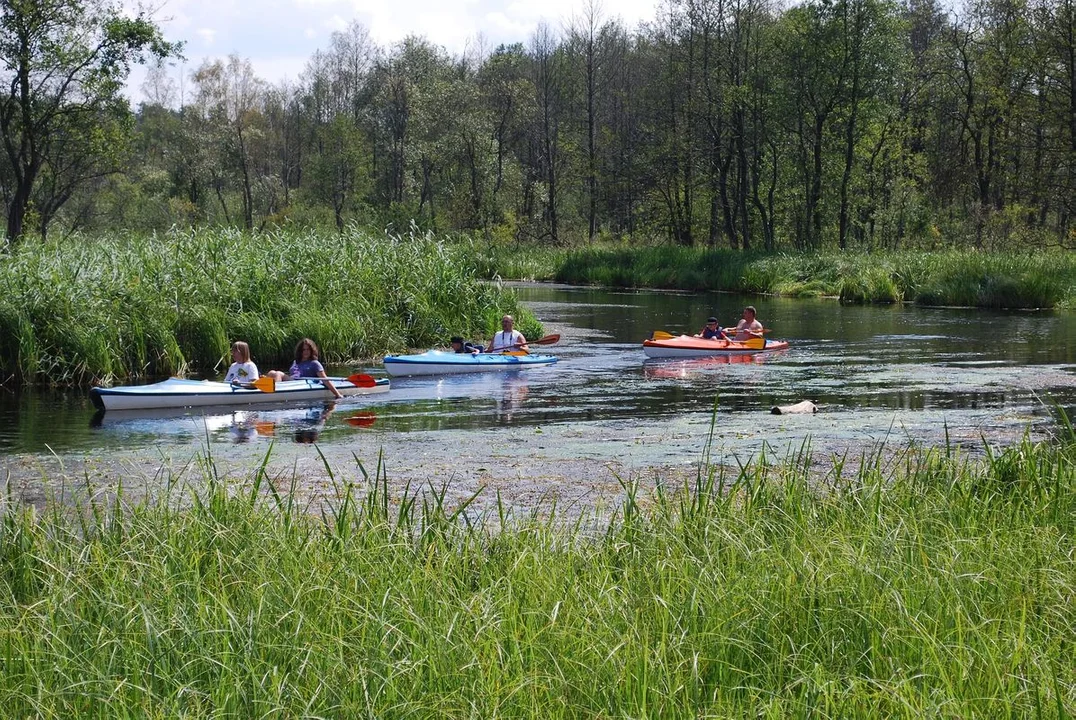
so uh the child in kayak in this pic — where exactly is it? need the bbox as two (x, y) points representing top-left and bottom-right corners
(266, 338), (344, 399)
(697, 317), (728, 340)
(224, 341), (260, 384)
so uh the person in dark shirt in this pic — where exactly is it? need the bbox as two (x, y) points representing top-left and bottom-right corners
(697, 317), (728, 340)
(450, 336), (482, 354)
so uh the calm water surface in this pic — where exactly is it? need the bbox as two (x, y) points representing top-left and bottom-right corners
(2, 285), (1075, 457)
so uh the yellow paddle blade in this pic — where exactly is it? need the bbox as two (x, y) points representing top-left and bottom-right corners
(740, 337), (766, 350)
(251, 376), (276, 393)
(651, 330), (675, 340)
(502, 350), (529, 356)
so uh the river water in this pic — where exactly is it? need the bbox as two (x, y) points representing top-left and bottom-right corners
(3, 285), (1075, 510)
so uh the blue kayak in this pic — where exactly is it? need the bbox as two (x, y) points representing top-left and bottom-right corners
(382, 350), (557, 377)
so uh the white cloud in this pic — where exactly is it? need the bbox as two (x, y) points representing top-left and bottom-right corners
(194, 27), (216, 45)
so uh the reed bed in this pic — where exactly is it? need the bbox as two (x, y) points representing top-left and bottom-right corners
(0, 436), (1072, 717)
(524, 245), (1076, 308)
(0, 228), (539, 384)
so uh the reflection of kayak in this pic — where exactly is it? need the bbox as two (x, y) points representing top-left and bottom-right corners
(383, 350), (557, 377)
(643, 353), (774, 378)
(642, 335), (790, 358)
(90, 376), (390, 411)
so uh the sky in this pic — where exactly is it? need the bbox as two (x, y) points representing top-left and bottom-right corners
(131, 0), (661, 101)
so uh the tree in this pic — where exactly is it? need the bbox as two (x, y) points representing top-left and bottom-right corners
(0, 0), (178, 242)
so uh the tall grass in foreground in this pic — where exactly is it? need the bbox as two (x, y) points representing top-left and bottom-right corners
(506, 244), (1076, 307)
(0, 438), (1073, 717)
(0, 228), (540, 384)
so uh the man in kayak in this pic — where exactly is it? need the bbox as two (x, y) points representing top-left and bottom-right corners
(450, 336), (482, 354)
(487, 315), (529, 353)
(697, 317), (728, 340)
(732, 306), (765, 340)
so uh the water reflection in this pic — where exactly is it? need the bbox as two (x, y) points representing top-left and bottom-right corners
(6, 284), (1076, 456)
(642, 351), (783, 380)
(494, 374), (529, 423)
(89, 400), (373, 445)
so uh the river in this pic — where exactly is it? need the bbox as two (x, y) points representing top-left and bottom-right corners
(3, 285), (1075, 512)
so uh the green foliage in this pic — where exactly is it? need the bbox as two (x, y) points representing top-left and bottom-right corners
(0, 435), (1073, 715)
(502, 244), (1076, 309)
(0, 228), (538, 384)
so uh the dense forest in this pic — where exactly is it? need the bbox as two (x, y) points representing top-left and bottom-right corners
(3, 0), (1075, 251)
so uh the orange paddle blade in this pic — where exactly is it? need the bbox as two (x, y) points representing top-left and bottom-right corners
(345, 373), (378, 388)
(346, 412), (377, 427)
(251, 377), (276, 393)
(531, 333), (561, 345)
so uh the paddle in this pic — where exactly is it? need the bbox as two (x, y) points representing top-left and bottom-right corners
(247, 372), (377, 393)
(499, 333), (561, 355)
(250, 377), (276, 393)
(650, 328), (771, 341)
(341, 372), (378, 388)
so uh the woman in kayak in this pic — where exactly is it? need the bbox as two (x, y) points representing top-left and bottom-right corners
(224, 341), (260, 384)
(697, 317), (728, 340)
(266, 338), (344, 399)
(732, 306), (765, 340)
(486, 315), (529, 353)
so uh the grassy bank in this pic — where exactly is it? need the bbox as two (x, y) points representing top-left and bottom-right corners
(0, 437), (1073, 717)
(0, 228), (539, 384)
(478, 243), (1076, 308)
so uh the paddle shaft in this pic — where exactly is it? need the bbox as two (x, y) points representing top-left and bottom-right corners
(247, 372), (377, 393)
(493, 333), (561, 353)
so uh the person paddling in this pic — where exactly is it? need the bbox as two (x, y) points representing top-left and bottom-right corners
(266, 338), (344, 399)
(486, 315), (528, 353)
(732, 306), (764, 340)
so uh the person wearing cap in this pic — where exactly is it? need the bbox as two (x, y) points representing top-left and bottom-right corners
(698, 317), (728, 340)
(450, 336), (482, 354)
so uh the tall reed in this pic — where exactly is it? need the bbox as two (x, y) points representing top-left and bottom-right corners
(0, 436), (1072, 717)
(480, 243), (1076, 308)
(0, 227), (539, 384)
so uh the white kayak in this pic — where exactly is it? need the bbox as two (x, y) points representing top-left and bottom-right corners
(383, 350), (558, 377)
(90, 375), (390, 411)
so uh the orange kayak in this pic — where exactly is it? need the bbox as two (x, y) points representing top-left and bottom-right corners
(642, 334), (790, 358)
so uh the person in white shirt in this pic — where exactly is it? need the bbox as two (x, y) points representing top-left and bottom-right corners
(486, 315), (529, 353)
(223, 341), (260, 384)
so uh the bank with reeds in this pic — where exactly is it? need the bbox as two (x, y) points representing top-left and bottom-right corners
(479, 243), (1076, 308)
(0, 228), (539, 384)
(0, 434), (1073, 717)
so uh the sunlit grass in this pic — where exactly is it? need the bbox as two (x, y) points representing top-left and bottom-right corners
(0, 227), (540, 384)
(481, 243), (1076, 308)
(0, 434), (1073, 717)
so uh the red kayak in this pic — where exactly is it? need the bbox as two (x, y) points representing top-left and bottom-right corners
(642, 334), (790, 358)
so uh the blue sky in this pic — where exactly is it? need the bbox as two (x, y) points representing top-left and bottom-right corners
(132, 0), (659, 100)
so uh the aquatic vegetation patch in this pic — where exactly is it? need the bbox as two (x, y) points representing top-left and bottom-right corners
(0, 436), (1072, 717)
